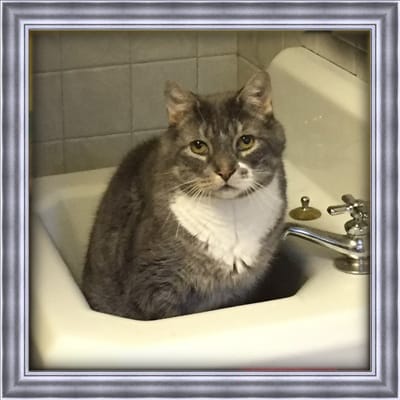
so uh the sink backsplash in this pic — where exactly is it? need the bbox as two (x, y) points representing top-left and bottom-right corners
(269, 48), (370, 201)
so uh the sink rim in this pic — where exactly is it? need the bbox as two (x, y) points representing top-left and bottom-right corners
(30, 164), (370, 369)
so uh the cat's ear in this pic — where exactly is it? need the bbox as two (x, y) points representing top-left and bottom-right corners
(165, 81), (196, 125)
(237, 71), (273, 117)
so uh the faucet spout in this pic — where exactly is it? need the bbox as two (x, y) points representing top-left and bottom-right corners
(283, 223), (369, 260)
(283, 194), (369, 274)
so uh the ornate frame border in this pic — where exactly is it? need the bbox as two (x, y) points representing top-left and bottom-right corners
(1, 1), (398, 398)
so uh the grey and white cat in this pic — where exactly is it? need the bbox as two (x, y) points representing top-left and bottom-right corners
(82, 71), (287, 320)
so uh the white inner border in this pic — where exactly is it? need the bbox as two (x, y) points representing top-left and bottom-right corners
(24, 23), (377, 380)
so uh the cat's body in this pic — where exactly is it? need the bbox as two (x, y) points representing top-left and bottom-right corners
(82, 72), (287, 320)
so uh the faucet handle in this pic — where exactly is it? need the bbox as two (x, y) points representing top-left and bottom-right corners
(327, 194), (369, 218)
(327, 203), (350, 216)
(327, 194), (369, 237)
(327, 194), (354, 216)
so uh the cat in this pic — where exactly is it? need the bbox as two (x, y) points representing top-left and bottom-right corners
(82, 71), (287, 321)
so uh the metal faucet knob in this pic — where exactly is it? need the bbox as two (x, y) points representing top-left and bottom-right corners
(327, 204), (350, 216)
(327, 194), (369, 237)
(327, 194), (368, 218)
(342, 194), (369, 214)
(341, 194), (357, 204)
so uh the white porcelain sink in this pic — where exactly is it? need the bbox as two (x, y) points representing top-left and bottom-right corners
(30, 47), (370, 370)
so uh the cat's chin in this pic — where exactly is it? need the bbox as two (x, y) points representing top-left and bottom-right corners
(212, 186), (242, 200)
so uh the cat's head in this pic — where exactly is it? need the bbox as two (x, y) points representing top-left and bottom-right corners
(162, 71), (285, 200)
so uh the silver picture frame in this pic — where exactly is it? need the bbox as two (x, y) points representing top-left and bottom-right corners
(2, 1), (398, 398)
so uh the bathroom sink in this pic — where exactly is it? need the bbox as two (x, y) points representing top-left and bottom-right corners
(30, 160), (369, 370)
(30, 47), (370, 370)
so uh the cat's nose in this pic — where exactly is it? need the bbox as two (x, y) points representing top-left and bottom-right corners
(216, 167), (236, 182)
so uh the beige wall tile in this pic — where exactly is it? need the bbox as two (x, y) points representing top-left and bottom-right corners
(198, 55), (237, 95)
(237, 32), (258, 65)
(131, 31), (197, 63)
(283, 31), (302, 48)
(255, 31), (284, 68)
(32, 141), (64, 177)
(61, 31), (130, 70)
(314, 32), (357, 74)
(198, 32), (237, 56)
(32, 32), (61, 73)
(32, 72), (63, 142)
(355, 50), (370, 82)
(332, 31), (369, 52)
(131, 59), (197, 130)
(299, 31), (319, 52)
(65, 133), (132, 172)
(237, 56), (260, 88)
(63, 65), (131, 138)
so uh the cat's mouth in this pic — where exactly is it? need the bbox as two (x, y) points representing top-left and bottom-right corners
(212, 183), (242, 199)
(220, 184), (235, 191)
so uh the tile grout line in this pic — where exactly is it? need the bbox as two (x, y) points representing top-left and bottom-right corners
(236, 32), (239, 89)
(64, 132), (134, 143)
(129, 34), (134, 147)
(237, 55), (261, 72)
(281, 31), (285, 57)
(33, 55), (203, 75)
(196, 32), (199, 93)
(51, 130), (164, 144)
(235, 32), (239, 90)
(34, 53), (237, 77)
(58, 32), (67, 174)
(33, 129), (168, 145)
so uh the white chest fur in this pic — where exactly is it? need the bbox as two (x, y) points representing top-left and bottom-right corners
(170, 175), (283, 273)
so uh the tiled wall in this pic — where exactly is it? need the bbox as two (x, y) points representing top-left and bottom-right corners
(32, 30), (369, 177)
(237, 31), (370, 88)
(31, 31), (237, 176)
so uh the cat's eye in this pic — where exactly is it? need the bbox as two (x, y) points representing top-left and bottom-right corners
(190, 140), (209, 155)
(237, 135), (255, 151)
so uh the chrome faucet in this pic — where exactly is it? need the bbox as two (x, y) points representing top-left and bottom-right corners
(283, 194), (369, 274)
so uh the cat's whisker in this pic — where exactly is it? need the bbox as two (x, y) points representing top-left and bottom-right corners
(187, 190), (200, 201)
(193, 186), (206, 203)
(197, 187), (215, 202)
(175, 223), (181, 238)
(194, 183), (212, 203)
(188, 188), (207, 206)
(176, 178), (202, 188)
(182, 181), (215, 201)
(160, 209), (173, 232)
(252, 181), (265, 190)
(185, 184), (201, 197)
(250, 184), (283, 214)
(167, 179), (204, 193)
(245, 182), (269, 213)
(154, 171), (175, 176)
(192, 191), (203, 204)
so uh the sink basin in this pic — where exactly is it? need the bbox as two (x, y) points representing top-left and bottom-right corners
(30, 47), (370, 370)
(30, 160), (369, 370)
